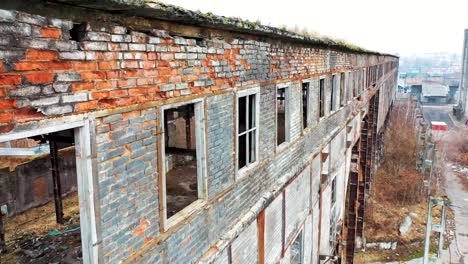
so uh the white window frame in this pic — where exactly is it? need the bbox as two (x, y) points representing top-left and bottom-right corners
(276, 83), (290, 150)
(236, 87), (260, 179)
(290, 229), (305, 264)
(339, 72), (346, 108)
(160, 98), (207, 230)
(329, 175), (337, 247)
(318, 77), (326, 120)
(346, 71), (352, 104)
(330, 74), (337, 113)
(302, 81), (311, 131)
(0, 118), (98, 264)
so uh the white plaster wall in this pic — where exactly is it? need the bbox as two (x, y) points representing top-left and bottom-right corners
(231, 220), (258, 264)
(303, 215), (313, 264)
(285, 166), (311, 244)
(311, 203), (320, 264)
(319, 185), (331, 257)
(213, 247), (230, 264)
(265, 194), (284, 264)
(311, 156), (321, 207)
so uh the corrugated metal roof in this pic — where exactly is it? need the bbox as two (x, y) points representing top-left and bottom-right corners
(422, 83), (449, 97)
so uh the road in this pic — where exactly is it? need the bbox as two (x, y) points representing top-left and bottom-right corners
(442, 161), (468, 264)
(421, 104), (467, 263)
(421, 104), (455, 129)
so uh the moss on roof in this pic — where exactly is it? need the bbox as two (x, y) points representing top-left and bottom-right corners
(56, 0), (397, 57)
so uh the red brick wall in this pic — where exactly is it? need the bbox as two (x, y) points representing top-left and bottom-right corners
(0, 9), (397, 135)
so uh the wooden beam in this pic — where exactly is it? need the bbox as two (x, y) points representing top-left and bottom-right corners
(0, 145), (49, 156)
(0, 213), (5, 253)
(50, 140), (64, 224)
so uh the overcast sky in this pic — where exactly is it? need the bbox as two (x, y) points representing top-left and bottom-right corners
(160, 0), (468, 56)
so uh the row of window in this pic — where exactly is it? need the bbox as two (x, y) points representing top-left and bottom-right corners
(162, 64), (390, 229)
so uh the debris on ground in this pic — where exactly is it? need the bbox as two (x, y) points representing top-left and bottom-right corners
(1, 193), (82, 264)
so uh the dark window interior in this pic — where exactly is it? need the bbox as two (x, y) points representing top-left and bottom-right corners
(164, 104), (198, 218)
(302, 83), (309, 129)
(277, 88), (286, 145)
(238, 94), (257, 170)
(319, 79), (325, 118)
(290, 231), (303, 264)
(340, 72), (345, 106)
(330, 75), (336, 112)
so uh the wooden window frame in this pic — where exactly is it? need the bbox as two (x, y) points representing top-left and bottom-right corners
(160, 98), (207, 231)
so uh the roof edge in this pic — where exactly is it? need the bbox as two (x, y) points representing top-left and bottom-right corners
(55, 0), (399, 58)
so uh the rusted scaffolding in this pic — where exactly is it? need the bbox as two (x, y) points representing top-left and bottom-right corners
(356, 91), (380, 248)
(343, 140), (361, 264)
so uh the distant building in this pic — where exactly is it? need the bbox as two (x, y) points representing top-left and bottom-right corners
(456, 29), (468, 119)
(421, 83), (449, 104)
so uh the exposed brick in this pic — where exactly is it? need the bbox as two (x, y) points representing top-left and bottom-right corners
(0, 112), (14, 123)
(30, 96), (60, 107)
(0, 75), (22, 85)
(81, 71), (106, 80)
(0, 10), (15, 22)
(62, 92), (88, 103)
(41, 104), (73, 115)
(59, 51), (86, 60)
(9, 85), (41, 97)
(0, 99), (17, 109)
(14, 62), (72, 71)
(25, 49), (57, 60)
(56, 73), (81, 82)
(53, 83), (70, 93)
(80, 41), (108, 51)
(0, 22), (31, 36)
(40, 27), (61, 39)
(75, 100), (98, 111)
(24, 72), (54, 84)
(72, 82), (94, 91)
(98, 61), (120, 70)
(72, 61), (97, 71)
(84, 32), (111, 42)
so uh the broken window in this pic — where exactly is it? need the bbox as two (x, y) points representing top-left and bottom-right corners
(0, 129), (83, 263)
(319, 79), (325, 118)
(162, 101), (205, 221)
(277, 87), (287, 146)
(331, 177), (337, 205)
(330, 75), (336, 112)
(290, 230), (304, 264)
(238, 89), (259, 171)
(340, 72), (346, 107)
(329, 177), (337, 247)
(302, 83), (309, 129)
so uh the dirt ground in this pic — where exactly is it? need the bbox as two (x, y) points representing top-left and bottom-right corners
(1, 193), (82, 264)
(166, 160), (198, 218)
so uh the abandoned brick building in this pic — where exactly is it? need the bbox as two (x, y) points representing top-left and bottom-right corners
(0, 1), (398, 263)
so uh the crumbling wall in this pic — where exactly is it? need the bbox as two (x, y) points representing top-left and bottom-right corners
(0, 4), (399, 264)
(0, 147), (77, 216)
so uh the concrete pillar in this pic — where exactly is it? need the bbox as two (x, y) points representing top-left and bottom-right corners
(459, 29), (468, 119)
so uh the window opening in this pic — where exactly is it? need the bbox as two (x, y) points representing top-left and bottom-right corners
(238, 93), (258, 170)
(277, 88), (287, 145)
(163, 103), (199, 218)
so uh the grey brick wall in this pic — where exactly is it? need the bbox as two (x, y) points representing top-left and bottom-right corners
(95, 109), (159, 263)
(206, 93), (235, 198)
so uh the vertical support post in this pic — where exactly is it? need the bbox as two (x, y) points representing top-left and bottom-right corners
(0, 213), (5, 253)
(423, 197), (433, 264)
(185, 108), (192, 150)
(437, 202), (446, 257)
(50, 140), (64, 224)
